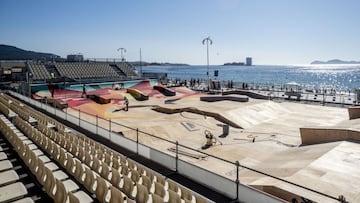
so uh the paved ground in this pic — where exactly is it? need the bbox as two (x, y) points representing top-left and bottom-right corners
(49, 84), (360, 202)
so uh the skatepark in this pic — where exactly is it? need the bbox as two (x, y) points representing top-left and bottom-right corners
(29, 79), (360, 202)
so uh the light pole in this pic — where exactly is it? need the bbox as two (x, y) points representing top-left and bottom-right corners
(202, 36), (212, 91)
(139, 48), (143, 78)
(26, 72), (32, 97)
(117, 48), (126, 61)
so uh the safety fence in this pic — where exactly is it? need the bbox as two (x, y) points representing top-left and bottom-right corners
(168, 79), (358, 106)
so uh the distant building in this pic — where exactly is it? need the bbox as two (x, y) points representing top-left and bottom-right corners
(246, 57), (252, 66)
(67, 54), (84, 62)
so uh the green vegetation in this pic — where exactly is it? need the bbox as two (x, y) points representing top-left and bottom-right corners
(0, 44), (60, 60)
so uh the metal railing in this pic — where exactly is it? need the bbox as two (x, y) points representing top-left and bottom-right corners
(9, 90), (349, 203)
(167, 78), (358, 106)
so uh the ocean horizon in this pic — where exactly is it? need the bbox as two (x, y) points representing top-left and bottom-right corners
(137, 64), (360, 91)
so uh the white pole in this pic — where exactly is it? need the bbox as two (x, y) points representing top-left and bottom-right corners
(206, 40), (210, 90)
(140, 48), (142, 77)
(202, 37), (212, 91)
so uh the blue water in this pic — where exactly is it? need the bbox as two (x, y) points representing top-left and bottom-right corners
(30, 79), (159, 92)
(137, 65), (360, 90)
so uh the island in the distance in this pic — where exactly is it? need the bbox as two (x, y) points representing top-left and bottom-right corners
(311, 59), (360, 64)
(223, 62), (245, 66)
(129, 61), (189, 66)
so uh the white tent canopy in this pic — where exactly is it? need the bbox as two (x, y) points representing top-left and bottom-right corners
(286, 81), (300, 86)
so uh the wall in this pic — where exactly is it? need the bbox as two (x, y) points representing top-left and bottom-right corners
(348, 107), (360, 120)
(300, 127), (360, 145)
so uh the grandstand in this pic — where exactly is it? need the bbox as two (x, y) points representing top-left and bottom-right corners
(113, 63), (138, 77)
(0, 92), (215, 203)
(27, 62), (51, 80)
(54, 62), (119, 80)
(0, 60), (139, 84)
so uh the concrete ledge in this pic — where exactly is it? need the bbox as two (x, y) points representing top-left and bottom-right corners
(200, 95), (249, 102)
(300, 127), (360, 145)
(87, 94), (111, 104)
(222, 90), (269, 100)
(152, 106), (242, 129)
(348, 106), (360, 120)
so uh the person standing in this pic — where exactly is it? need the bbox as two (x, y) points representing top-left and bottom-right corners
(51, 86), (55, 98)
(124, 96), (129, 111)
(82, 84), (86, 98)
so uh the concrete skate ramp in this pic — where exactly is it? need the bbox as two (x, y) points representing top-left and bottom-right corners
(300, 127), (360, 145)
(127, 88), (149, 101)
(153, 85), (176, 96)
(287, 141), (360, 202)
(152, 106), (242, 128)
(224, 101), (290, 129)
(130, 80), (153, 94)
(223, 90), (269, 99)
(248, 141), (360, 202)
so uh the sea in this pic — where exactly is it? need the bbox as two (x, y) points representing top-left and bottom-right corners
(136, 64), (360, 91)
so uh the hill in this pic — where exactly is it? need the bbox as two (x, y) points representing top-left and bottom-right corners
(0, 44), (60, 60)
(311, 59), (360, 64)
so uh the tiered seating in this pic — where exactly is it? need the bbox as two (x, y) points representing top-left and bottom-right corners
(0, 96), (17, 118)
(0, 115), (34, 203)
(1, 93), (66, 133)
(27, 62), (51, 80)
(0, 93), (209, 203)
(55, 63), (120, 79)
(115, 63), (138, 77)
(13, 116), (94, 203)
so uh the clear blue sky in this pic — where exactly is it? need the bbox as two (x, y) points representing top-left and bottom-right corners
(1, 0), (359, 65)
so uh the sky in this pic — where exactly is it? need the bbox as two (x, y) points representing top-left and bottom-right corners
(0, 0), (359, 65)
